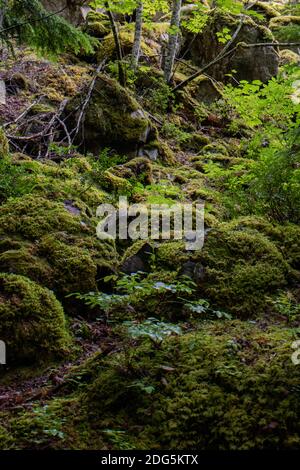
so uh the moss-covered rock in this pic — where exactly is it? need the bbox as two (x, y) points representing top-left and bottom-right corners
(0, 195), (90, 240)
(186, 75), (223, 104)
(182, 9), (278, 83)
(279, 49), (300, 66)
(82, 321), (300, 449)
(200, 225), (288, 316)
(0, 273), (70, 364)
(109, 157), (153, 186)
(65, 74), (152, 154)
(0, 193), (119, 306)
(84, 11), (110, 38)
(97, 30), (155, 63)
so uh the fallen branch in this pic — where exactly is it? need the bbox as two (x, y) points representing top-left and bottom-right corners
(3, 96), (44, 128)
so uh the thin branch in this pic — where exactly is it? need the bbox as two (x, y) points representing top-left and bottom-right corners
(71, 60), (106, 143)
(3, 96), (44, 128)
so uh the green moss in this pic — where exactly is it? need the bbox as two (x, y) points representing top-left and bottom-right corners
(0, 127), (9, 159)
(28, 103), (56, 115)
(270, 15), (300, 28)
(0, 188), (119, 306)
(202, 142), (229, 156)
(103, 170), (133, 193)
(111, 157), (153, 185)
(4, 322), (300, 449)
(223, 217), (300, 271)
(0, 273), (70, 364)
(0, 232), (118, 302)
(97, 31), (153, 62)
(38, 233), (118, 296)
(279, 49), (300, 65)
(0, 244), (53, 285)
(82, 321), (300, 449)
(0, 195), (91, 240)
(253, 1), (281, 19)
(200, 226), (288, 316)
(85, 11), (110, 38)
(156, 241), (190, 270)
(158, 141), (176, 165)
(66, 74), (151, 153)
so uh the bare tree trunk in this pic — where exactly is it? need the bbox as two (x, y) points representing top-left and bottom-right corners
(0, 0), (8, 29)
(131, 1), (143, 70)
(164, 0), (182, 83)
(104, 1), (126, 86)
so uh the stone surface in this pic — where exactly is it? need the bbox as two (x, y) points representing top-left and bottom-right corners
(182, 10), (279, 84)
(41, 0), (87, 25)
(65, 74), (152, 154)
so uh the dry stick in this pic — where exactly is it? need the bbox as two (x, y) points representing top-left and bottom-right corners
(71, 60), (106, 143)
(56, 117), (72, 148)
(6, 99), (67, 146)
(3, 96), (44, 128)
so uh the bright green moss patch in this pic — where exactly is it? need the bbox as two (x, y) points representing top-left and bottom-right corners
(0, 195), (89, 240)
(0, 273), (70, 364)
(80, 321), (300, 449)
(200, 226), (288, 316)
(4, 321), (299, 450)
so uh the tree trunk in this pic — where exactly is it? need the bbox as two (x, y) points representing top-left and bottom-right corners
(164, 0), (182, 83)
(0, 0), (8, 30)
(104, 1), (126, 86)
(131, 1), (143, 70)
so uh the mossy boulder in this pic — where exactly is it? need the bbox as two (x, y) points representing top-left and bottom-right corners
(279, 49), (300, 66)
(0, 195), (90, 240)
(0, 273), (70, 364)
(200, 226), (288, 316)
(106, 157), (153, 186)
(186, 75), (223, 104)
(97, 30), (155, 63)
(182, 9), (278, 83)
(84, 11), (110, 38)
(65, 74), (152, 154)
(0, 195), (119, 306)
(83, 321), (300, 449)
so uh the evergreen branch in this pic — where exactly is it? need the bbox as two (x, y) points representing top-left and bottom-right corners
(0, 6), (67, 35)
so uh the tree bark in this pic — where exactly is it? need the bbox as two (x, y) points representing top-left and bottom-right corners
(0, 0), (8, 30)
(131, 1), (143, 70)
(164, 0), (182, 83)
(104, 1), (126, 86)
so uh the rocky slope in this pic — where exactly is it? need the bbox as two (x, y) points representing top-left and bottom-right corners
(0, 3), (300, 450)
